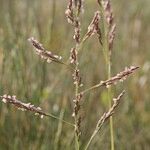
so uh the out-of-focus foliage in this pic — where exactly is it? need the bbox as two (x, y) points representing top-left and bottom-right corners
(0, 0), (149, 149)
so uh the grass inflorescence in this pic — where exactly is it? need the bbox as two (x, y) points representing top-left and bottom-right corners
(0, 0), (145, 149)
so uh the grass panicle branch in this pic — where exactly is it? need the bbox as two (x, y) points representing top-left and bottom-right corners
(28, 37), (62, 64)
(97, 1), (122, 150)
(81, 66), (139, 94)
(28, 37), (74, 70)
(66, 0), (84, 148)
(65, 0), (74, 25)
(82, 11), (102, 44)
(101, 0), (116, 52)
(0, 95), (74, 126)
(85, 90), (125, 150)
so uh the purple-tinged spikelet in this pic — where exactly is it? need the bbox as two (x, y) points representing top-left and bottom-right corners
(28, 37), (62, 64)
(0, 95), (46, 119)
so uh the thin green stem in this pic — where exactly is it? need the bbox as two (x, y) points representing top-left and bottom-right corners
(99, 3), (115, 150)
(75, 133), (80, 150)
(107, 59), (114, 150)
(84, 130), (98, 150)
(45, 112), (74, 127)
(81, 82), (103, 94)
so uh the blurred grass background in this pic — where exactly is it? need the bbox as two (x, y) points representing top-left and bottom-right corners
(0, 0), (150, 149)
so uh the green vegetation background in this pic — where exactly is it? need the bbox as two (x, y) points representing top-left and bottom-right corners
(0, 0), (149, 149)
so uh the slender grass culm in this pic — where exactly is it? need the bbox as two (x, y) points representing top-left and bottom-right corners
(97, 1), (118, 150)
(0, 0), (139, 150)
